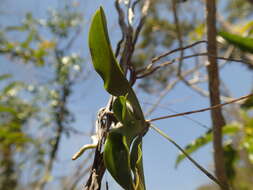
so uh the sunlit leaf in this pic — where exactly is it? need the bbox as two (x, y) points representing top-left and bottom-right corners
(219, 31), (253, 53)
(3, 82), (25, 95)
(88, 7), (131, 97)
(113, 96), (135, 126)
(130, 137), (145, 190)
(175, 124), (240, 167)
(103, 132), (134, 190)
(89, 7), (147, 190)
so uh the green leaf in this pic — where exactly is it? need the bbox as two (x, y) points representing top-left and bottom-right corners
(175, 129), (212, 168)
(113, 96), (135, 125)
(3, 82), (25, 95)
(0, 105), (16, 114)
(175, 124), (240, 167)
(224, 143), (238, 181)
(0, 74), (12, 81)
(130, 137), (146, 190)
(219, 31), (253, 53)
(89, 7), (147, 190)
(103, 132), (134, 190)
(89, 7), (144, 121)
(241, 95), (253, 110)
(88, 7), (131, 97)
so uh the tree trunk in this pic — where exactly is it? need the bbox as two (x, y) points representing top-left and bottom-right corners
(0, 146), (17, 190)
(205, 0), (229, 189)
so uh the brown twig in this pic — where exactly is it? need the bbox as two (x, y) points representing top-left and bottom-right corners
(137, 52), (245, 79)
(68, 151), (94, 190)
(147, 93), (253, 122)
(114, 0), (127, 58)
(171, 0), (184, 76)
(143, 101), (210, 129)
(151, 40), (207, 63)
(144, 63), (206, 116)
(63, 26), (82, 51)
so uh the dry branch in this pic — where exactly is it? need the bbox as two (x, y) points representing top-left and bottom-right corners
(147, 93), (253, 122)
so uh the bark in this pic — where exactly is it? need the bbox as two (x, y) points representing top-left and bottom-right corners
(205, 0), (229, 189)
(0, 146), (17, 190)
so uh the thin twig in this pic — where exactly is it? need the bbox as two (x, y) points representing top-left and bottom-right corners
(137, 52), (246, 79)
(151, 40), (207, 63)
(147, 93), (253, 122)
(115, 0), (127, 58)
(115, 36), (124, 58)
(132, 0), (141, 12)
(133, 0), (150, 45)
(149, 125), (225, 189)
(63, 26), (82, 51)
(171, 0), (184, 76)
(144, 64), (205, 116)
(143, 102), (210, 129)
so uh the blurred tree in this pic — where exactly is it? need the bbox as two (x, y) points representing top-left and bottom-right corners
(0, 74), (39, 190)
(0, 2), (86, 190)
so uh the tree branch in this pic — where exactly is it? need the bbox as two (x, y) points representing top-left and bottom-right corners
(147, 93), (253, 122)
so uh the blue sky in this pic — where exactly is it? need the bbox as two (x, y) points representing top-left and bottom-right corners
(0, 0), (252, 190)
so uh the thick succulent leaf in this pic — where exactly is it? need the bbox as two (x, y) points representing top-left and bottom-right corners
(130, 137), (146, 190)
(112, 97), (124, 122)
(89, 7), (146, 190)
(219, 31), (253, 53)
(88, 7), (144, 121)
(175, 124), (240, 167)
(113, 96), (135, 125)
(88, 7), (131, 97)
(103, 132), (134, 190)
(130, 136), (143, 170)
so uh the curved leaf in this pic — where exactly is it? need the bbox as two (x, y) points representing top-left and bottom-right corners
(88, 7), (144, 121)
(113, 96), (135, 126)
(88, 7), (130, 97)
(89, 7), (147, 190)
(103, 132), (134, 190)
(219, 31), (253, 53)
(130, 137), (145, 190)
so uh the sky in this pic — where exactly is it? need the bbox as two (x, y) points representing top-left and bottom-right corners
(0, 0), (252, 190)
